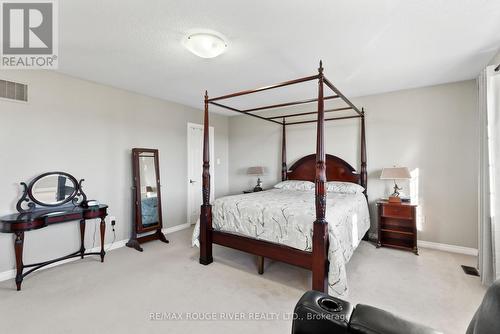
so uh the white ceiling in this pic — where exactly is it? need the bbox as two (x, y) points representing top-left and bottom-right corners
(58, 0), (500, 115)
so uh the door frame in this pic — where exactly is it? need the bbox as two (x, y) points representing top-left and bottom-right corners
(187, 122), (214, 225)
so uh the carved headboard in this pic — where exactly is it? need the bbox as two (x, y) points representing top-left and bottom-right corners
(286, 154), (361, 184)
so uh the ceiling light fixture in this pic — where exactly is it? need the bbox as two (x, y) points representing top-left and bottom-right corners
(182, 32), (228, 59)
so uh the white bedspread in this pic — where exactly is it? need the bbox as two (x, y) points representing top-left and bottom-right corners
(192, 188), (370, 296)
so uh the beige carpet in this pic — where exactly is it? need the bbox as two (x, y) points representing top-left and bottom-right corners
(0, 227), (486, 334)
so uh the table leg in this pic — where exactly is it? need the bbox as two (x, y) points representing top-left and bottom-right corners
(79, 219), (86, 259)
(100, 217), (106, 262)
(14, 232), (24, 291)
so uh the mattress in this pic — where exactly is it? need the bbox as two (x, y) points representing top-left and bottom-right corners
(192, 188), (370, 296)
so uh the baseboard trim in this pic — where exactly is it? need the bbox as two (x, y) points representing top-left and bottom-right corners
(163, 222), (191, 234)
(417, 240), (478, 256)
(368, 232), (477, 256)
(0, 269), (15, 283)
(0, 239), (127, 283)
(0, 222), (192, 283)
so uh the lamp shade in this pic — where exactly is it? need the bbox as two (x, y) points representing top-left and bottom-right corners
(182, 32), (228, 58)
(247, 166), (264, 175)
(380, 167), (411, 180)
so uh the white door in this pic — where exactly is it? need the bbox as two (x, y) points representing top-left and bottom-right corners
(187, 123), (214, 225)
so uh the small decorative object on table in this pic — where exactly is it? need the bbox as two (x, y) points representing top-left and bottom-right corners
(380, 166), (411, 203)
(377, 200), (418, 255)
(81, 199), (100, 208)
(247, 166), (264, 192)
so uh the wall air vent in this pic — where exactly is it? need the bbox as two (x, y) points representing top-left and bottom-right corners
(0, 79), (28, 102)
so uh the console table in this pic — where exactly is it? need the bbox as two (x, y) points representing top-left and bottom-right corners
(0, 171), (108, 291)
(0, 205), (108, 290)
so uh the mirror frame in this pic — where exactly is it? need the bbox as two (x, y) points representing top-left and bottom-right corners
(132, 148), (163, 233)
(16, 171), (87, 213)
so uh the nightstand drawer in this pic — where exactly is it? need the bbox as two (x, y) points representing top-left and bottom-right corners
(382, 205), (412, 219)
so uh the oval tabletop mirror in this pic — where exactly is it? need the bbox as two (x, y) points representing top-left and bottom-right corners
(16, 171), (87, 212)
(30, 173), (78, 206)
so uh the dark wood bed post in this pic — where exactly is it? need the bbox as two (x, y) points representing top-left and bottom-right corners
(281, 119), (287, 181)
(312, 61), (328, 292)
(360, 108), (367, 197)
(199, 90), (213, 265)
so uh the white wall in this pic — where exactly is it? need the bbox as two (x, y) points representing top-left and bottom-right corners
(0, 70), (229, 273)
(228, 80), (478, 249)
(0, 71), (479, 276)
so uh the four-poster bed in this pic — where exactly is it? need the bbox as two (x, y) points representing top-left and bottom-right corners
(197, 61), (368, 295)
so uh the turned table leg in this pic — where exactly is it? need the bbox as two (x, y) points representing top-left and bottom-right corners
(14, 232), (24, 291)
(100, 217), (106, 262)
(79, 219), (86, 259)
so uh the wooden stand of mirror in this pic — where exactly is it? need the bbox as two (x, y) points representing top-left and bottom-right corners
(126, 148), (168, 252)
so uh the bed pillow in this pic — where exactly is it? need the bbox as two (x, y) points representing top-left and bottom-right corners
(274, 180), (315, 191)
(326, 181), (364, 194)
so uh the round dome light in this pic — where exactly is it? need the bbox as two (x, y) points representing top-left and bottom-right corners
(183, 32), (228, 59)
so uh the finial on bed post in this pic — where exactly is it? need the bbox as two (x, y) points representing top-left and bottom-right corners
(360, 108), (367, 199)
(312, 62), (328, 293)
(282, 118), (287, 181)
(200, 90), (213, 265)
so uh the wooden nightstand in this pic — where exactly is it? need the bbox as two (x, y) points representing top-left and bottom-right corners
(243, 189), (266, 194)
(377, 200), (418, 255)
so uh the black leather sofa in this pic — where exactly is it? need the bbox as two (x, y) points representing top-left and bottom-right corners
(292, 279), (500, 334)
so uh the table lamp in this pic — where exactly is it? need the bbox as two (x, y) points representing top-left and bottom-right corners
(380, 167), (411, 203)
(247, 166), (264, 192)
